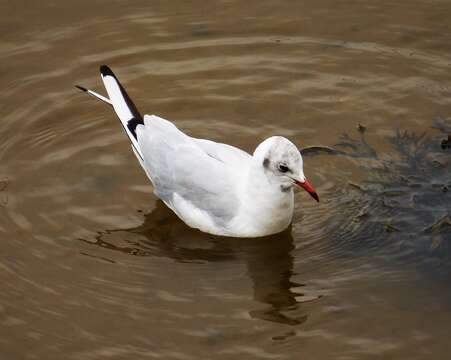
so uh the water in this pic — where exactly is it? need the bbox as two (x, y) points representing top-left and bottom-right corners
(1, 0), (451, 358)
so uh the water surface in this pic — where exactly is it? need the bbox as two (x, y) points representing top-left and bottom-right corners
(1, 0), (451, 359)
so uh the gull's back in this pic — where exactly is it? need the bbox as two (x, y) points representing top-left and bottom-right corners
(136, 115), (251, 234)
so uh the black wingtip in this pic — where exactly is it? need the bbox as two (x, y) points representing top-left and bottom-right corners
(99, 64), (143, 125)
(75, 84), (87, 92)
(100, 65), (115, 77)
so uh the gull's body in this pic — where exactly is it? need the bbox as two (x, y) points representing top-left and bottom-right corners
(76, 66), (318, 237)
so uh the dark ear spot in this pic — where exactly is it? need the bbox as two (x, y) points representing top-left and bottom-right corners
(263, 158), (270, 168)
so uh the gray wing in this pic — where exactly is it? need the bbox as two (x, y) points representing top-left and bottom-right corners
(193, 138), (251, 167)
(136, 115), (242, 225)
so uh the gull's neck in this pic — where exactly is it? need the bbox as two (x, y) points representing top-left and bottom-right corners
(231, 158), (294, 237)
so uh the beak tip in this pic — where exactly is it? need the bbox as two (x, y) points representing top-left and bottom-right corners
(296, 178), (319, 203)
(312, 192), (319, 202)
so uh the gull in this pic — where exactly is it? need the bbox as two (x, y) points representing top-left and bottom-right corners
(76, 66), (319, 237)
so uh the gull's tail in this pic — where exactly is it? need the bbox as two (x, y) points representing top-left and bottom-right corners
(75, 65), (144, 160)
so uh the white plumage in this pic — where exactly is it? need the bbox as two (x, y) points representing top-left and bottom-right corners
(76, 65), (319, 237)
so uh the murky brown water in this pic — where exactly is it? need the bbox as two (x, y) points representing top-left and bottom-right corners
(1, 0), (451, 358)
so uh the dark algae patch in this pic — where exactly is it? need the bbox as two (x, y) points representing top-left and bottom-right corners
(306, 118), (451, 265)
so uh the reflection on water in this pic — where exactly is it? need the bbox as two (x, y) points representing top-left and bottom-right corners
(83, 201), (315, 325)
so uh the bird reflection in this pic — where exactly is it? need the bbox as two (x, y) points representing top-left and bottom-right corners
(242, 232), (308, 325)
(84, 201), (312, 325)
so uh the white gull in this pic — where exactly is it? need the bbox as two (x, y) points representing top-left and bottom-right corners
(76, 65), (319, 237)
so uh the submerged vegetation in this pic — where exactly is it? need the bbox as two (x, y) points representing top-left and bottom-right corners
(305, 118), (451, 262)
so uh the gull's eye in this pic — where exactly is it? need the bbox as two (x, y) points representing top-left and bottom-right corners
(278, 164), (289, 173)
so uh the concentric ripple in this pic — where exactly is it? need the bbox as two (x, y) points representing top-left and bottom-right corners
(1, 0), (451, 359)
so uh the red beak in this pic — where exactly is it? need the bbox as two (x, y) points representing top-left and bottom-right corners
(295, 178), (319, 202)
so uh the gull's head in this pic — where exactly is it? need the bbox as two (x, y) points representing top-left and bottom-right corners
(253, 136), (319, 201)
